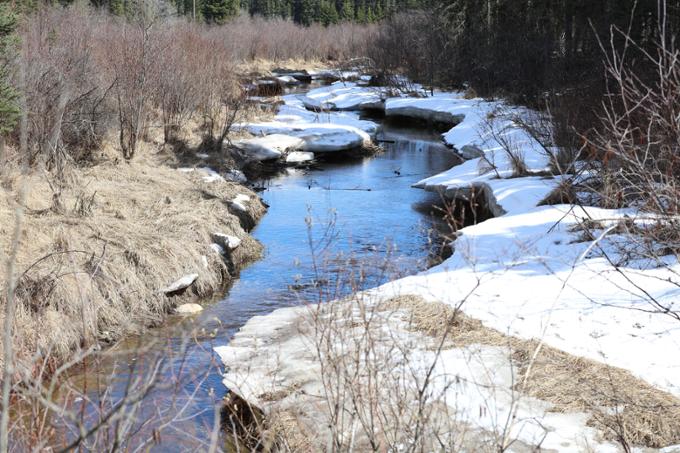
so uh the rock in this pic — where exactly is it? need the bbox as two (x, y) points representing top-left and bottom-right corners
(162, 273), (198, 296)
(212, 232), (242, 250)
(233, 135), (305, 161)
(175, 303), (204, 314)
(285, 151), (314, 163)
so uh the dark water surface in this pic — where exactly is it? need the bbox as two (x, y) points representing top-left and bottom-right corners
(60, 121), (460, 451)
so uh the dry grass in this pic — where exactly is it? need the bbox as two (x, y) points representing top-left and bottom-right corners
(383, 295), (680, 448)
(0, 142), (265, 374)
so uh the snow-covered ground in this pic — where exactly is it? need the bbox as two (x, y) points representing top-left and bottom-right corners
(219, 82), (680, 451)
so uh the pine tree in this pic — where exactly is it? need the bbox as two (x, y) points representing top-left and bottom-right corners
(356, 2), (366, 22)
(339, 0), (353, 21)
(202, 0), (239, 23)
(317, 0), (338, 25)
(294, 0), (315, 25)
(0, 2), (18, 140)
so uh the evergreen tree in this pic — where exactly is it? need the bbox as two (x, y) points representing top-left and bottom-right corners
(293, 0), (315, 25)
(0, 2), (18, 140)
(339, 0), (353, 21)
(317, 0), (338, 25)
(202, 0), (238, 23)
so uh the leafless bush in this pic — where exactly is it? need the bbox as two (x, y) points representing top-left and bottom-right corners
(218, 14), (375, 62)
(478, 111), (529, 178)
(21, 6), (110, 174)
(368, 11), (446, 93)
(104, 7), (166, 160)
(586, 6), (680, 216)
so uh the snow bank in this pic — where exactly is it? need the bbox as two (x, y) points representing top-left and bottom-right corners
(233, 134), (305, 161)
(242, 94), (377, 153)
(373, 205), (680, 398)
(302, 81), (385, 111)
(385, 93), (469, 127)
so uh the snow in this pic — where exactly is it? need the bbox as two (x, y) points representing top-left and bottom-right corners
(177, 167), (225, 183)
(233, 134), (305, 161)
(243, 96), (376, 153)
(275, 75), (300, 85)
(162, 273), (198, 295)
(386, 93), (469, 126)
(210, 243), (225, 256)
(175, 303), (203, 314)
(216, 292), (623, 451)
(230, 194), (251, 213)
(302, 81), (384, 111)
(224, 169), (247, 184)
(212, 232), (241, 250)
(372, 205), (680, 397)
(285, 151), (314, 163)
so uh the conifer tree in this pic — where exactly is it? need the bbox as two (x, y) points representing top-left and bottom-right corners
(339, 0), (353, 21)
(202, 0), (239, 23)
(0, 2), (18, 144)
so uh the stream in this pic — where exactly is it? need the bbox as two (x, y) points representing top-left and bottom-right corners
(59, 90), (462, 451)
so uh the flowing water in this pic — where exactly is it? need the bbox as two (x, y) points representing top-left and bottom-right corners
(58, 100), (462, 451)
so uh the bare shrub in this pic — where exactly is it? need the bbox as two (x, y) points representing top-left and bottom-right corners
(478, 111), (530, 178)
(368, 11), (446, 93)
(586, 6), (680, 216)
(21, 6), (109, 173)
(153, 24), (202, 144)
(103, 8), (165, 160)
(219, 14), (374, 62)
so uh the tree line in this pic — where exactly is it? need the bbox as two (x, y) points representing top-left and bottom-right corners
(96, 0), (425, 24)
(371, 1), (680, 111)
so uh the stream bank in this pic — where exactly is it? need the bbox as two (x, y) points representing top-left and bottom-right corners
(217, 80), (680, 452)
